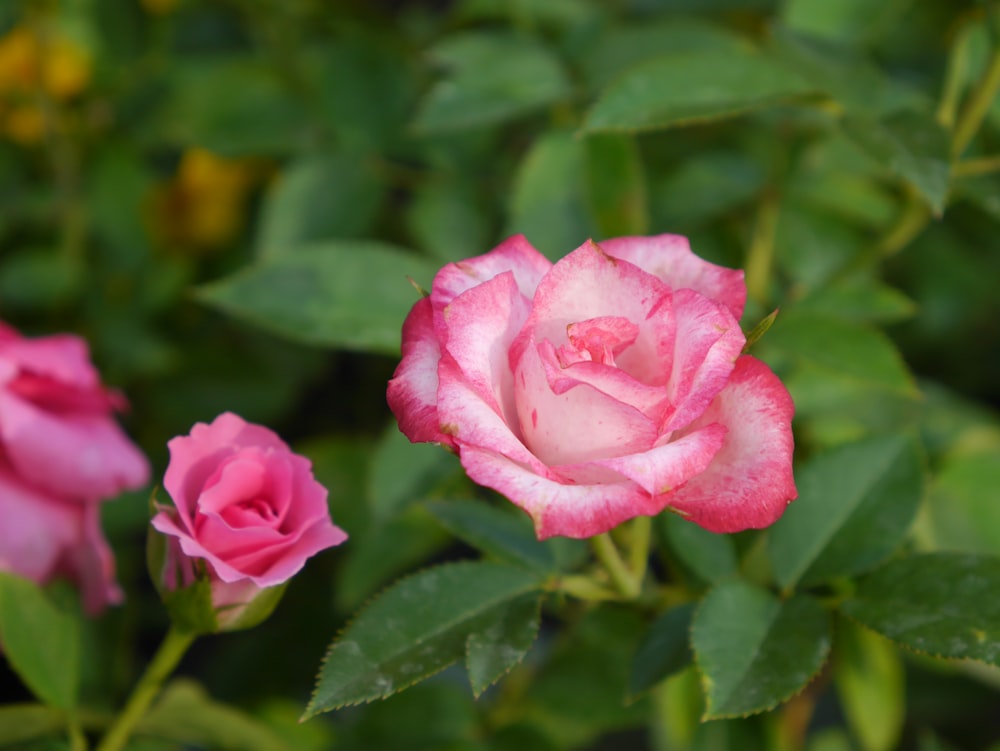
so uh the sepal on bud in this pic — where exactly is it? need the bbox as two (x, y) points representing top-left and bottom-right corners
(146, 493), (287, 635)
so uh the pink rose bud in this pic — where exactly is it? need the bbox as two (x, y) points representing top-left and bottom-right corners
(150, 412), (347, 632)
(388, 235), (797, 539)
(0, 321), (149, 614)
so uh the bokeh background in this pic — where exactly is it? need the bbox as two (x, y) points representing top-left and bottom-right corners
(2, 0), (1000, 749)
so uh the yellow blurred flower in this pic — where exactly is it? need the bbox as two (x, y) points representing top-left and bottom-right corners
(0, 24), (91, 100)
(149, 149), (261, 252)
(4, 102), (45, 144)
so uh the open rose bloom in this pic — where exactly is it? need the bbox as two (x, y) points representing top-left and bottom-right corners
(388, 235), (797, 539)
(0, 322), (149, 613)
(151, 412), (347, 631)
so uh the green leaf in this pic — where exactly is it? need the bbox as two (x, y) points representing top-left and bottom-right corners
(506, 130), (594, 260)
(425, 499), (556, 572)
(840, 553), (1000, 665)
(660, 514), (738, 585)
(196, 242), (439, 354)
(834, 617), (904, 751)
(466, 593), (541, 697)
(795, 278), (916, 324)
(842, 110), (950, 214)
(760, 311), (917, 395)
(584, 133), (648, 237)
(0, 704), (63, 746)
(306, 561), (545, 715)
(768, 434), (924, 591)
(334, 507), (451, 612)
(412, 32), (570, 133)
(370, 424), (461, 522)
(406, 176), (491, 263)
(768, 28), (924, 116)
(584, 47), (813, 133)
(156, 57), (307, 156)
(627, 603), (696, 701)
(255, 153), (384, 258)
(922, 448), (1000, 556)
(0, 574), (80, 711)
(0, 249), (83, 312)
(138, 679), (289, 751)
(581, 18), (752, 92)
(651, 152), (766, 229)
(692, 582), (830, 719)
(742, 309), (780, 352)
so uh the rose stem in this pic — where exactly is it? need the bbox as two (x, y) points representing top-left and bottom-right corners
(94, 626), (197, 751)
(590, 533), (641, 599)
(952, 46), (1000, 159)
(627, 516), (652, 587)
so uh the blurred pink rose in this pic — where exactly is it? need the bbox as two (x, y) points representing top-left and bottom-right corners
(0, 458), (122, 613)
(0, 322), (149, 501)
(0, 321), (149, 613)
(151, 413), (347, 616)
(388, 235), (797, 539)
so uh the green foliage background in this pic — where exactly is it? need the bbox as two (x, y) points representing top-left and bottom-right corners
(2, 0), (1000, 749)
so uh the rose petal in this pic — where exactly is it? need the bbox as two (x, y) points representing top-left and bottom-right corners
(586, 422), (728, 495)
(661, 288), (745, 433)
(0, 391), (150, 502)
(517, 240), (674, 374)
(225, 519), (348, 587)
(457, 445), (661, 539)
(164, 412), (287, 522)
(0, 333), (101, 390)
(67, 503), (124, 614)
(442, 271), (531, 427)
(431, 234), (551, 315)
(387, 297), (454, 447)
(600, 234), (747, 319)
(665, 355), (797, 532)
(436, 353), (543, 471)
(513, 333), (657, 466)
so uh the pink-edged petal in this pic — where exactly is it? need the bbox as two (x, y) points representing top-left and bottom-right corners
(600, 234), (747, 319)
(387, 297), (453, 447)
(587, 422), (728, 495)
(513, 333), (657, 466)
(458, 445), (660, 539)
(442, 271), (530, 426)
(665, 355), (797, 533)
(436, 353), (543, 471)
(519, 240), (673, 363)
(431, 234), (551, 313)
(538, 339), (669, 419)
(0, 392), (150, 502)
(661, 288), (745, 433)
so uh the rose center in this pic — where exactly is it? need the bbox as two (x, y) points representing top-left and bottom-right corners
(556, 316), (639, 369)
(236, 497), (277, 521)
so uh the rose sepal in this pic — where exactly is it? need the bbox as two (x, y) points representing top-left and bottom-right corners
(146, 496), (287, 634)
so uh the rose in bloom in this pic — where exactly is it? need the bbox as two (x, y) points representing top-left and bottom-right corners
(0, 322), (149, 613)
(388, 235), (796, 539)
(151, 413), (347, 628)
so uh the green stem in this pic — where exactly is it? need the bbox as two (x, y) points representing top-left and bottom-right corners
(745, 191), (780, 306)
(627, 516), (652, 587)
(952, 47), (1000, 158)
(95, 626), (196, 751)
(67, 714), (87, 751)
(953, 154), (1000, 177)
(591, 533), (641, 599)
(874, 195), (930, 258)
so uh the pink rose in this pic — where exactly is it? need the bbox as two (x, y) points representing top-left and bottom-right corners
(0, 456), (121, 614)
(0, 322), (149, 502)
(0, 321), (148, 613)
(388, 235), (797, 539)
(151, 413), (347, 627)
